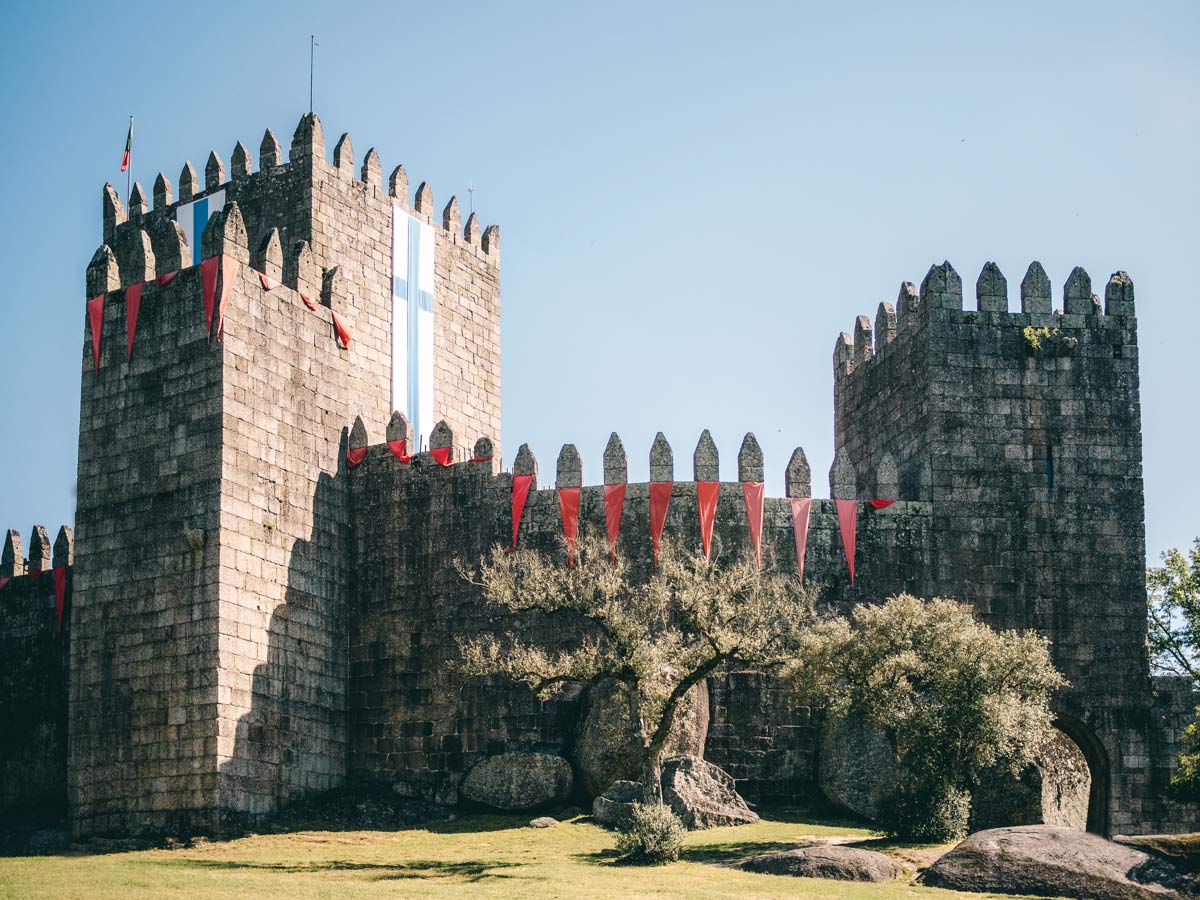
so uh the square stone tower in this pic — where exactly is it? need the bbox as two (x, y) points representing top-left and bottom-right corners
(69, 113), (500, 836)
(832, 261), (1175, 833)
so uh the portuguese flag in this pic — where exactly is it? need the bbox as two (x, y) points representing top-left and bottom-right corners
(120, 121), (132, 173)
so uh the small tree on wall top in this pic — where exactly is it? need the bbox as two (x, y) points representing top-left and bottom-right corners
(457, 533), (814, 803)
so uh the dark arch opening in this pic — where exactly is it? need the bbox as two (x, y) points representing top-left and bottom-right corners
(1053, 716), (1111, 835)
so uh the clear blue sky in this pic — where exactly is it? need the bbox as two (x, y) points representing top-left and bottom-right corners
(1, 1), (1196, 563)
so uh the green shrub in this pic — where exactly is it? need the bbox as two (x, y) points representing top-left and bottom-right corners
(877, 778), (971, 843)
(614, 803), (686, 864)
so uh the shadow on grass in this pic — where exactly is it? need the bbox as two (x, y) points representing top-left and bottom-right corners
(419, 807), (586, 837)
(573, 808), (884, 868)
(157, 857), (520, 882)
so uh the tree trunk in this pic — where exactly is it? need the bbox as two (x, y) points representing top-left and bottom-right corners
(642, 742), (665, 805)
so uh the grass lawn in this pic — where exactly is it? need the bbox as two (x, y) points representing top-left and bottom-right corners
(0, 808), (1058, 900)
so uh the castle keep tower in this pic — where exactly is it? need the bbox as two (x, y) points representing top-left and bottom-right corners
(70, 113), (500, 835)
(833, 262), (1186, 833)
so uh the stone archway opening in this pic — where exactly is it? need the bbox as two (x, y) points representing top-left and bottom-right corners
(1051, 717), (1111, 835)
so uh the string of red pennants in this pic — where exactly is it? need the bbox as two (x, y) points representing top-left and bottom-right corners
(87, 257), (351, 377)
(346, 440), (496, 471)
(506, 480), (896, 584)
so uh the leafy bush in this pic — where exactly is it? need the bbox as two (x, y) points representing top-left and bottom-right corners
(614, 802), (686, 864)
(787, 594), (1066, 842)
(877, 777), (971, 843)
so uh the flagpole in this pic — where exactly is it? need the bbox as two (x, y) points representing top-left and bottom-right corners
(127, 115), (133, 202)
(309, 36), (315, 113)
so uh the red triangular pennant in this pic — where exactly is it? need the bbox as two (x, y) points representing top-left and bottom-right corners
(836, 499), (858, 585)
(558, 487), (581, 564)
(28, 568), (42, 581)
(789, 497), (812, 582)
(0, 577), (10, 593)
(347, 446), (367, 469)
(200, 255), (220, 337)
(511, 474), (533, 549)
(696, 482), (719, 561)
(650, 481), (673, 566)
(53, 565), (67, 627)
(125, 282), (144, 360)
(604, 483), (626, 561)
(332, 311), (352, 348)
(869, 499), (895, 510)
(742, 482), (765, 564)
(258, 272), (279, 291)
(156, 271), (177, 287)
(87, 295), (104, 376)
(301, 293), (318, 311)
(430, 446), (452, 466)
(388, 439), (411, 462)
(215, 255), (239, 340)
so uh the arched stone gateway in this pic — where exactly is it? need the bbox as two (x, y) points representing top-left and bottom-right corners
(1051, 717), (1111, 835)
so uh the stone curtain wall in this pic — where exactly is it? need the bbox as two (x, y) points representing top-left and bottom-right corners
(0, 528), (71, 820)
(347, 427), (931, 802)
(834, 261), (1194, 834)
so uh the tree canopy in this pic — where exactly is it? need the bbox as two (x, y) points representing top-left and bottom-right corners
(786, 594), (1067, 839)
(458, 534), (813, 800)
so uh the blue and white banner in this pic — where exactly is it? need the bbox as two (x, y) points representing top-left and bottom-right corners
(392, 207), (436, 450)
(176, 190), (226, 266)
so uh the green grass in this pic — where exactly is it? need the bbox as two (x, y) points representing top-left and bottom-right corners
(0, 809), (1052, 900)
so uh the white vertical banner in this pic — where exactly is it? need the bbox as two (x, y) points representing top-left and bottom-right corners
(391, 207), (436, 450)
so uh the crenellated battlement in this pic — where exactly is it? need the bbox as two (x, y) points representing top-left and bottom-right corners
(346, 417), (920, 603)
(833, 261), (1137, 383)
(100, 112), (498, 287)
(1, 524), (73, 580)
(345, 416), (905, 504)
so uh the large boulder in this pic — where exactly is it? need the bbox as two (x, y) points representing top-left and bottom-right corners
(592, 780), (642, 829)
(662, 756), (759, 829)
(970, 729), (1092, 832)
(818, 714), (895, 820)
(573, 678), (709, 797)
(460, 752), (572, 811)
(924, 825), (1194, 900)
(740, 845), (900, 882)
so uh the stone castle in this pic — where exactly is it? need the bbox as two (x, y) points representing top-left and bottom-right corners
(1, 111), (1196, 839)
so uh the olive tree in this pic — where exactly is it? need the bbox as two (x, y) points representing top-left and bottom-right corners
(458, 534), (813, 803)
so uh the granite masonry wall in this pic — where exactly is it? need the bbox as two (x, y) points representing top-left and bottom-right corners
(346, 423), (930, 804)
(71, 240), (227, 836)
(0, 527), (72, 822)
